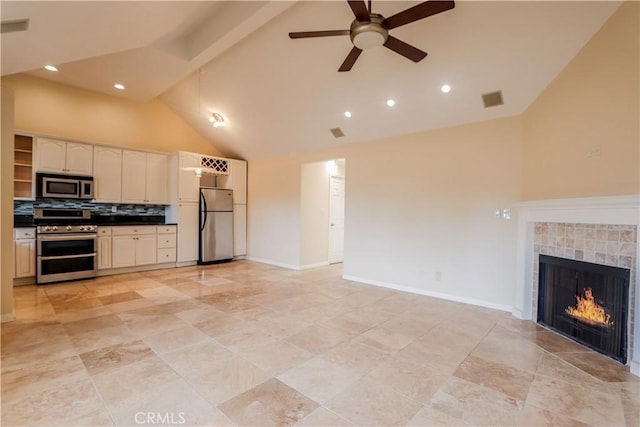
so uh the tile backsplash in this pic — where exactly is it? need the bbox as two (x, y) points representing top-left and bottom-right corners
(14, 200), (165, 216)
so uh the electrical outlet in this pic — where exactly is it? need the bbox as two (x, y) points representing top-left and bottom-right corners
(502, 209), (511, 220)
(587, 145), (601, 158)
(111, 206), (117, 213)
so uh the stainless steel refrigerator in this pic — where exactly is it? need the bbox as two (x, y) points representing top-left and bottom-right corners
(199, 187), (234, 264)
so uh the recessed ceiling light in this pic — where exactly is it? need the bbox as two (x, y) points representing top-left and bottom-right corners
(386, 99), (395, 107)
(44, 65), (58, 72)
(344, 111), (352, 118)
(441, 84), (451, 93)
(114, 83), (125, 90)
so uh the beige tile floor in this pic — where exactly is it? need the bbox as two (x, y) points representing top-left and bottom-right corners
(1, 261), (638, 426)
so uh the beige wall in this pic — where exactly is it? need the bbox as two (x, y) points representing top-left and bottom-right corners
(300, 161), (330, 267)
(1, 74), (223, 156)
(1, 87), (15, 321)
(249, 116), (523, 308)
(522, 1), (639, 200)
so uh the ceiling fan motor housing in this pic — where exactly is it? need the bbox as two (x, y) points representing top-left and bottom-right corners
(350, 14), (388, 49)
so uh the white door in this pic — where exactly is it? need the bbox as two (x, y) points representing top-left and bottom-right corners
(328, 176), (345, 264)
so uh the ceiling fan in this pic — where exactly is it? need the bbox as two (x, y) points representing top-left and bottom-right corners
(289, 0), (455, 72)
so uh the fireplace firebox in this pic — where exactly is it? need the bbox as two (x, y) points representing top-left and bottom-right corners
(537, 255), (630, 363)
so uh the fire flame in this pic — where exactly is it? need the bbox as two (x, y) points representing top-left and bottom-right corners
(566, 288), (613, 327)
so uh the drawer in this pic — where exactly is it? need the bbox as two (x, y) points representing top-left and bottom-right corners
(157, 248), (176, 263)
(14, 228), (36, 239)
(97, 227), (112, 236)
(157, 234), (177, 249)
(157, 225), (176, 234)
(111, 225), (157, 236)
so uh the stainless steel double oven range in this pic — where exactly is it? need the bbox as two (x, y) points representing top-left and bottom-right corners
(35, 208), (97, 284)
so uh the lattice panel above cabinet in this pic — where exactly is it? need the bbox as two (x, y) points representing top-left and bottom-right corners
(200, 156), (229, 175)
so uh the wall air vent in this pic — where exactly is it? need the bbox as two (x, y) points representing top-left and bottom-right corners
(330, 127), (345, 138)
(482, 90), (504, 108)
(1, 19), (29, 34)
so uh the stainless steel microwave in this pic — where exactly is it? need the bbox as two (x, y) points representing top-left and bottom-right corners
(36, 173), (94, 200)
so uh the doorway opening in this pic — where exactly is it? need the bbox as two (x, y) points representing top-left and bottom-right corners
(300, 158), (346, 269)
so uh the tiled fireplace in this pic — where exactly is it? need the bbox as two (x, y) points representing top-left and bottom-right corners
(514, 196), (640, 376)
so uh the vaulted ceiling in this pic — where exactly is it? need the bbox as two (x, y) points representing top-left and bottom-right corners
(1, 1), (621, 159)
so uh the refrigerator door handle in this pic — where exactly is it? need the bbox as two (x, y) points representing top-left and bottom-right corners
(200, 191), (207, 231)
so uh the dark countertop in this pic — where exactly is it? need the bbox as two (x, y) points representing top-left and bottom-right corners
(13, 214), (172, 227)
(14, 215), (35, 227)
(92, 215), (167, 226)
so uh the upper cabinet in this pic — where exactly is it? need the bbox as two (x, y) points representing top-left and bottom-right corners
(122, 150), (167, 204)
(178, 152), (201, 203)
(93, 146), (122, 203)
(218, 159), (247, 204)
(35, 137), (93, 176)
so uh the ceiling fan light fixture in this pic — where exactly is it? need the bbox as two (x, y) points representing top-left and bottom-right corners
(210, 112), (225, 128)
(350, 15), (388, 49)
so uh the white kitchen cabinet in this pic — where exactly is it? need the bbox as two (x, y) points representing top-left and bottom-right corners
(93, 146), (122, 203)
(122, 150), (167, 204)
(135, 235), (158, 266)
(36, 138), (93, 176)
(218, 159), (247, 204)
(97, 229), (112, 270)
(157, 225), (177, 263)
(233, 204), (247, 256)
(178, 152), (201, 203)
(111, 226), (157, 268)
(177, 203), (199, 263)
(14, 228), (36, 278)
(145, 153), (168, 204)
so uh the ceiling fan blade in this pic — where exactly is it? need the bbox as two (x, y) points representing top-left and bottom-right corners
(338, 47), (363, 72)
(383, 0), (455, 30)
(1, 18), (29, 34)
(347, 0), (371, 22)
(383, 35), (427, 62)
(289, 30), (350, 39)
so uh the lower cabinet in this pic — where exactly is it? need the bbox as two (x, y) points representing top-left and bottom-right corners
(112, 229), (157, 268)
(97, 225), (176, 271)
(233, 204), (247, 257)
(157, 225), (177, 263)
(97, 228), (112, 270)
(14, 228), (36, 279)
(177, 203), (199, 263)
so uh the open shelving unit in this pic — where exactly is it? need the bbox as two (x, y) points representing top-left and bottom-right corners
(14, 134), (34, 199)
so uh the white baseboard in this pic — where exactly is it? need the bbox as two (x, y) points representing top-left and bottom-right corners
(342, 274), (513, 313)
(300, 261), (330, 270)
(631, 359), (640, 377)
(1, 312), (15, 323)
(246, 257), (301, 270)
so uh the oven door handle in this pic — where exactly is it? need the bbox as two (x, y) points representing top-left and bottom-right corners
(38, 234), (97, 241)
(40, 253), (97, 261)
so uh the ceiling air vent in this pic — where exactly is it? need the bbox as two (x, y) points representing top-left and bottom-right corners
(1, 19), (29, 34)
(330, 127), (345, 138)
(482, 90), (504, 108)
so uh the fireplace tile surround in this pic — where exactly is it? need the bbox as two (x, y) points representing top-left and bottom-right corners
(514, 196), (640, 376)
